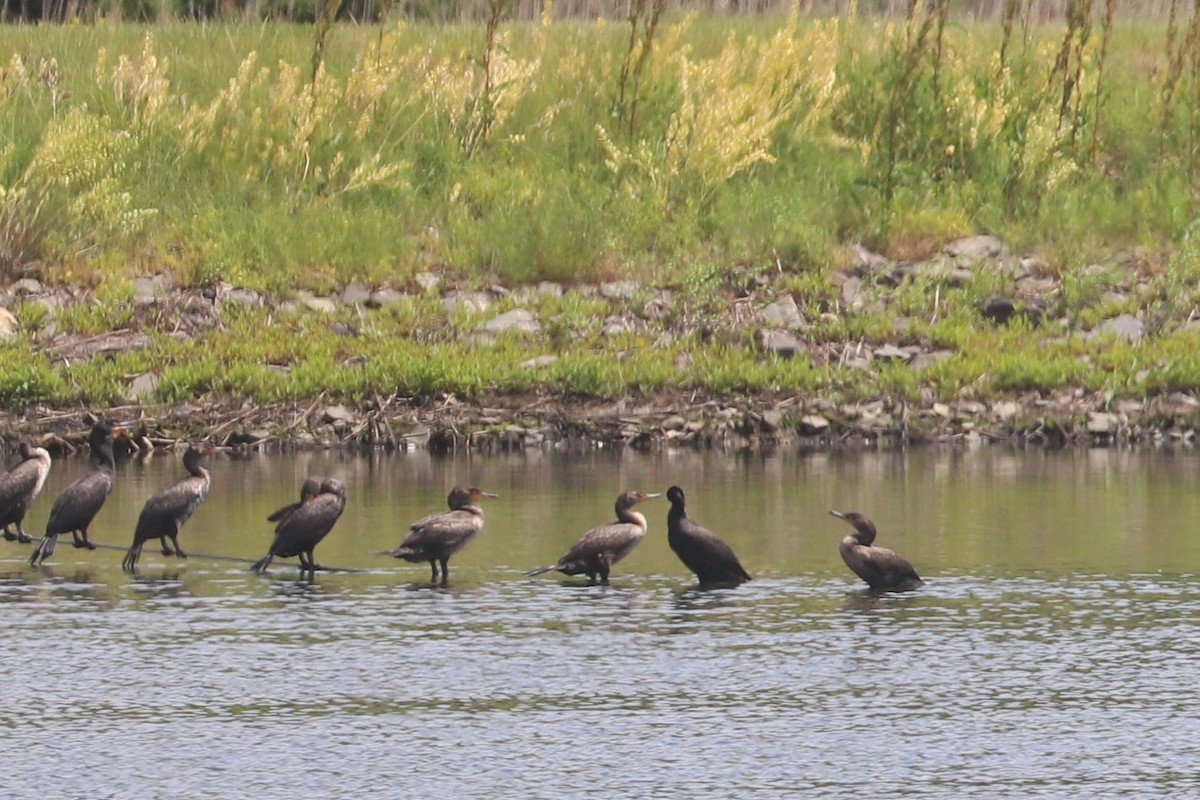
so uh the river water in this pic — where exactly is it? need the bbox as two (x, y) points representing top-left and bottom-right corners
(3, 445), (1200, 798)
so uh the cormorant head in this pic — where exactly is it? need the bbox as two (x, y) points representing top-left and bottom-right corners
(319, 478), (346, 499)
(615, 490), (662, 513)
(447, 486), (499, 509)
(666, 485), (686, 508)
(300, 475), (325, 501)
(829, 510), (877, 545)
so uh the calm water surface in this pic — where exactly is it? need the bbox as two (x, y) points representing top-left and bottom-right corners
(4, 446), (1200, 798)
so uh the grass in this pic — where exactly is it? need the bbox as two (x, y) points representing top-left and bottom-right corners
(0, 11), (1199, 420)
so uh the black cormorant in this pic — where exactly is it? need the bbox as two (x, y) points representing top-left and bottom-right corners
(391, 486), (498, 584)
(527, 490), (660, 585)
(266, 475), (324, 523)
(252, 477), (346, 574)
(829, 509), (923, 592)
(121, 443), (215, 571)
(30, 421), (121, 566)
(0, 440), (52, 544)
(666, 485), (751, 585)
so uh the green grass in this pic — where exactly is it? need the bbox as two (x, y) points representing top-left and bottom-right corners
(0, 14), (1199, 416)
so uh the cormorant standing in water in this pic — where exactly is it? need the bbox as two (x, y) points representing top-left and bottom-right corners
(391, 486), (498, 584)
(829, 510), (923, 592)
(0, 440), (52, 544)
(31, 421), (122, 566)
(252, 478), (346, 574)
(527, 490), (661, 585)
(266, 475), (324, 523)
(665, 486), (751, 585)
(121, 443), (215, 571)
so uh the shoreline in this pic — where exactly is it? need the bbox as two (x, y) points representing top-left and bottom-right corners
(10, 390), (1199, 455)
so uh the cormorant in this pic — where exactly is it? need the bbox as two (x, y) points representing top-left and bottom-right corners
(666, 485), (751, 585)
(121, 443), (215, 571)
(391, 486), (498, 584)
(252, 478), (346, 574)
(527, 490), (660, 585)
(30, 421), (122, 566)
(266, 475), (324, 523)
(829, 509), (923, 592)
(0, 440), (52, 544)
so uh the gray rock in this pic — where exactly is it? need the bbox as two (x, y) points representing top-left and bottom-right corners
(442, 290), (492, 314)
(760, 329), (806, 358)
(519, 355), (558, 369)
(322, 404), (355, 424)
(1087, 411), (1119, 434)
(602, 316), (635, 336)
(537, 281), (564, 298)
(481, 308), (540, 335)
(797, 414), (830, 435)
(11, 279), (43, 296)
(850, 243), (890, 275)
(415, 272), (441, 293)
(1093, 314), (1143, 342)
(909, 258), (976, 286)
(367, 288), (407, 308)
(661, 415), (687, 431)
(992, 401), (1020, 420)
(873, 344), (912, 362)
(128, 372), (159, 402)
(760, 410), (785, 432)
(599, 281), (640, 301)
(0, 308), (18, 340)
(760, 295), (803, 329)
(341, 281), (372, 306)
(909, 350), (955, 371)
(132, 274), (173, 303)
(840, 276), (863, 309)
(945, 235), (1008, 265)
(222, 287), (264, 307)
(297, 292), (338, 314)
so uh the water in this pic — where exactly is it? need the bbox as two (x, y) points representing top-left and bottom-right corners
(4, 445), (1200, 798)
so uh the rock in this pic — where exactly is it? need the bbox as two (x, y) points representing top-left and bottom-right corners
(760, 329), (805, 358)
(519, 355), (558, 369)
(909, 350), (955, 371)
(760, 410), (784, 432)
(944, 234), (1008, 265)
(644, 289), (674, 319)
(873, 344), (912, 362)
(850, 243), (890, 275)
(0, 308), (18, 340)
(442, 290), (492, 314)
(537, 281), (564, 298)
(414, 272), (441, 293)
(221, 287), (264, 307)
(341, 281), (372, 306)
(1087, 411), (1119, 434)
(908, 258), (976, 286)
(602, 315), (635, 336)
(1093, 314), (1143, 342)
(930, 403), (951, 418)
(11, 279), (43, 296)
(992, 401), (1020, 420)
(797, 414), (830, 435)
(979, 296), (1016, 324)
(322, 404), (355, 424)
(760, 295), (803, 329)
(128, 372), (159, 402)
(481, 308), (540, 335)
(840, 276), (864, 309)
(132, 274), (173, 304)
(661, 415), (687, 431)
(297, 292), (338, 314)
(367, 288), (407, 308)
(599, 281), (640, 301)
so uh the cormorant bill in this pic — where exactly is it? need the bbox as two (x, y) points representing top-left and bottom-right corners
(0, 440), (52, 544)
(31, 420), (122, 566)
(266, 475), (324, 523)
(252, 478), (346, 575)
(121, 443), (215, 571)
(829, 509), (923, 592)
(391, 486), (498, 584)
(526, 490), (661, 585)
(666, 486), (750, 585)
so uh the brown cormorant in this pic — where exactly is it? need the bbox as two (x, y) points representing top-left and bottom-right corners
(252, 478), (346, 574)
(30, 421), (121, 566)
(121, 443), (215, 571)
(0, 440), (52, 544)
(527, 490), (661, 585)
(266, 475), (324, 523)
(830, 509), (923, 592)
(666, 486), (751, 585)
(391, 486), (498, 584)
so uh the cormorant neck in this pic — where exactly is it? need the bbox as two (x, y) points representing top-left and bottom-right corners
(618, 508), (648, 531)
(94, 442), (116, 472)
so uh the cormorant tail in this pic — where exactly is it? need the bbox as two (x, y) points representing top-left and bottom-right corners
(525, 565), (558, 577)
(29, 534), (58, 566)
(250, 554), (273, 574)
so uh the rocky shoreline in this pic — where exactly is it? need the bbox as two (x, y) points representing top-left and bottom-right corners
(3, 233), (1199, 453)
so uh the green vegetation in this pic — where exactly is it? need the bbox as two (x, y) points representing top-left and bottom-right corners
(0, 8), (1199, 418)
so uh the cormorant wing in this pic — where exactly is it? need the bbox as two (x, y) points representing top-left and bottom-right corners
(45, 470), (114, 536)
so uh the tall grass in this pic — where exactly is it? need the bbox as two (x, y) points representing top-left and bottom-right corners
(0, 10), (1197, 290)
